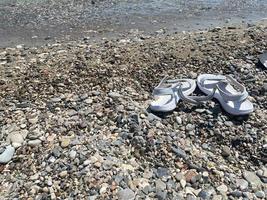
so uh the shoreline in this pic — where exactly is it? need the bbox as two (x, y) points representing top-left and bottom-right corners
(1, 0), (267, 47)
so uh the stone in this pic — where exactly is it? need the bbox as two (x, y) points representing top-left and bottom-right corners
(108, 92), (121, 98)
(263, 83), (267, 93)
(28, 117), (38, 124)
(12, 142), (22, 148)
(216, 184), (228, 193)
(172, 146), (187, 159)
(156, 167), (169, 178)
(255, 191), (265, 199)
(88, 195), (98, 200)
(61, 137), (71, 148)
(84, 98), (93, 104)
(198, 190), (210, 199)
(243, 171), (262, 188)
(176, 116), (182, 124)
(117, 188), (135, 200)
(69, 150), (77, 159)
(0, 145), (15, 163)
(59, 170), (68, 178)
(47, 177), (53, 186)
(155, 179), (166, 191)
(156, 190), (167, 200)
(186, 124), (195, 131)
(221, 146), (231, 157)
(83, 160), (91, 166)
(50, 97), (61, 102)
(230, 191), (242, 198)
(28, 139), (42, 147)
(30, 174), (39, 180)
(148, 113), (161, 122)
(202, 171), (209, 178)
(189, 71), (197, 79)
(100, 183), (109, 194)
(185, 170), (198, 183)
(175, 173), (185, 181)
(9, 133), (24, 145)
(236, 178), (248, 190)
(212, 195), (222, 200)
(52, 147), (61, 158)
(180, 179), (186, 188)
(224, 121), (233, 127)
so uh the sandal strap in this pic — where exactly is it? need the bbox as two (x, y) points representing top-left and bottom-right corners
(217, 75), (248, 102)
(153, 76), (192, 96)
(177, 84), (216, 105)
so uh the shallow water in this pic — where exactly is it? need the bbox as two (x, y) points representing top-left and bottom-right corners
(0, 0), (267, 47)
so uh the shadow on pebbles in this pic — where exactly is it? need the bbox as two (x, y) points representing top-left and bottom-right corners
(0, 23), (267, 199)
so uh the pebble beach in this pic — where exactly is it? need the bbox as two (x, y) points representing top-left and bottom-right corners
(0, 0), (267, 200)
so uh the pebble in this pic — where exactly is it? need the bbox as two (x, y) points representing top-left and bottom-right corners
(50, 97), (61, 102)
(221, 146), (231, 157)
(180, 179), (187, 188)
(52, 147), (61, 158)
(47, 177), (53, 186)
(198, 190), (210, 199)
(12, 142), (22, 148)
(28, 139), (42, 147)
(172, 146), (187, 159)
(108, 92), (121, 98)
(156, 167), (169, 178)
(59, 170), (68, 178)
(185, 170), (198, 183)
(186, 124), (195, 131)
(155, 179), (166, 191)
(175, 173), (185, 181)
(156, 190), (167, 200)
(224, 121), (233, 127)
(216, 184), (228, 194)
(29, 117), (38, 124)
(9, 133), (24, 145)
(148, 113), (161, 122)
(263, 83), (267, 93)
(255, 191), (265, 199)
(69, 150), (77, 159)
(243, 171), (262, 188)
(230, 191), (242, 198)
(176, 116), (182, 124)
(61, 137), (71, 148)
(202, 171), (209, 178)
(236, 178), (248, 190)
(117, 188), (135, 200)
(0, 145), (15, 163)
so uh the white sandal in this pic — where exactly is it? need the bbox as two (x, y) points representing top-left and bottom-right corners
(150, 76), (196, 112)
(196, 74), (254, 115)
(259, 52), (267, 68)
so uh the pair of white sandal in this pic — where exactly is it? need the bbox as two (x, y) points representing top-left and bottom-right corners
(150, 74), (254, 115)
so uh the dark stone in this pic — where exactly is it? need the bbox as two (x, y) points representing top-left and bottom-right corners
(172, 146), (187, 160)
(156, 190), (167, 200)
(230, 191), (242, 198)
(156, 167), (169, 178)
(52, 147), (61, 158)
(198, 190), (211, 199)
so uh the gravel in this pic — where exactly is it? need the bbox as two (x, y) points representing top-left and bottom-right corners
(0, 22), (267, 199)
